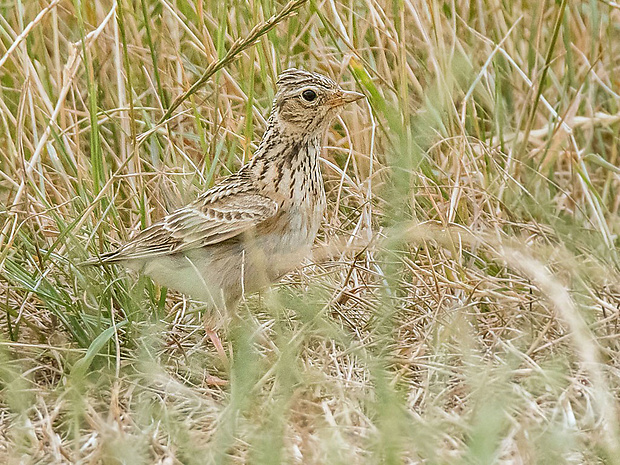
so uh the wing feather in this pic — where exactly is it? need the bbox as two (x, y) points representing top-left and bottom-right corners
(87, 190), (278, 264)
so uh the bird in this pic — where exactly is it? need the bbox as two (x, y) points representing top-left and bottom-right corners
(84, 68), (364, 350)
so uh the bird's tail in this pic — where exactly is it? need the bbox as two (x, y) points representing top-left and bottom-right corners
(79, 250), (124, 267)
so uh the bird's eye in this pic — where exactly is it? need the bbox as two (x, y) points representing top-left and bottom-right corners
(301, 89), (317, 102)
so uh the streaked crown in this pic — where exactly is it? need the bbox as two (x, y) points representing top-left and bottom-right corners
(276, 68), (339, 95)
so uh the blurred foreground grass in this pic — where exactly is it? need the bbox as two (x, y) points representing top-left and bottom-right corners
(1, 0), (620, 463)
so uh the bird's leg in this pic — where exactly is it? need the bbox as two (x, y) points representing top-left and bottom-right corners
(201, 296), (241, 367)
(204, 323), (228, 366)
(202, 300), (233, 367)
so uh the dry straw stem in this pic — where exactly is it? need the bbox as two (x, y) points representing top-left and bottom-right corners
(395, 221), (620, 460)
(158, 0), (309, 124)
(0, 3), (117, 258)
(0, 0), (61, 70)
(502, 248), (620, 462)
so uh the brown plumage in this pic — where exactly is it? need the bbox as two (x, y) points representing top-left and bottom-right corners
(85, 69), (365, 310)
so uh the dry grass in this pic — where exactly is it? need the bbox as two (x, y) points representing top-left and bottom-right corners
(1, 0), (620, 463)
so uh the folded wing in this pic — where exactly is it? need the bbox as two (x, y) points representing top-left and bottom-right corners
(86, 191), (278, 264)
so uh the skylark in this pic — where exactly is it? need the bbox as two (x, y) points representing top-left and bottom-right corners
(86, 68), (364, 314)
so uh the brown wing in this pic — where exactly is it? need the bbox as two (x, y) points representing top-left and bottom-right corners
(87, 190), (278, 264)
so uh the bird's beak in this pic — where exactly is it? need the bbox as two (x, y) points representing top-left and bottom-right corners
(341, 90), (365, 104)
(329, 90), (366, 107)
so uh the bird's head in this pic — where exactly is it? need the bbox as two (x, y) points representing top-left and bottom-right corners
(271, 68), (365, 136)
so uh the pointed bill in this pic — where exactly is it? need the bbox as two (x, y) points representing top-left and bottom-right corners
(341, 90), (365, 103)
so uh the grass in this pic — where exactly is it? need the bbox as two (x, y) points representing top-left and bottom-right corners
(1, 0), (620, 463)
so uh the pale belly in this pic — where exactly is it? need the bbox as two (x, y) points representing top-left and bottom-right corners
(133, 202), (325, 309)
